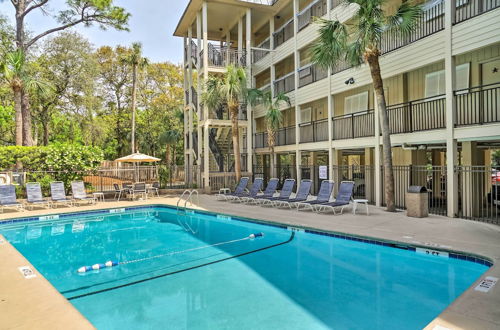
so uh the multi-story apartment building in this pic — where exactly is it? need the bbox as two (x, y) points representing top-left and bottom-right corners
(174, 0), (500, 224)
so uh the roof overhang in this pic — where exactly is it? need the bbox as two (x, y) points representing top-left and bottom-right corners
(173, 0), (286, 40)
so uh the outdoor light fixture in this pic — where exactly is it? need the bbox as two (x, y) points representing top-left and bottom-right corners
(344, 77), (355, 85)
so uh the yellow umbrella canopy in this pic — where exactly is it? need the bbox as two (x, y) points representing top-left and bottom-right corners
(115, 153), (161, 163)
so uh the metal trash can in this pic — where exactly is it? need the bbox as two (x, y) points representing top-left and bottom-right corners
(406, 186), (428, 218)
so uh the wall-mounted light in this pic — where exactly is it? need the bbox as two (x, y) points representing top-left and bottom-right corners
(344, 77), (355, 85)
(276, 15), (281, 19)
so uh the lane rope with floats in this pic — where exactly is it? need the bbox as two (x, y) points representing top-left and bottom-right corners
(77, 232), (264, 273)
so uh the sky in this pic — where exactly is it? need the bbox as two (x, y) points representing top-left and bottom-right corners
(0, 0), (190, 63)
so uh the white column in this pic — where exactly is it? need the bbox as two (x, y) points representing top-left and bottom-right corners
(445, 0), (458, 217)
(326, 0), (334, 182)
(238, 17), (243, 54)
(202, 1), (210, 188)
(187, 27), (194, 172)
(246, 8), (253, 172)
(183, 36), (189, 182)
(293, 0), (300, 182)
(374, 91), (382, 206)
(269, 19), (275, 98)
(196, 12), (202, 173)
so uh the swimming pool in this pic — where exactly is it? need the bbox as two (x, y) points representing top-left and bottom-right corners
(0, 205), (491, 329)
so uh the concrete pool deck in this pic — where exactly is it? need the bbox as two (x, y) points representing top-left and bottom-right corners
(0, 195), (499, 329)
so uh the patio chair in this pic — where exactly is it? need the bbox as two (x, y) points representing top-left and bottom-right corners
(295, 180), (335, 211)
(0, 184), (24, 213)
(216, 177), (249, 201)
(50, 182), (73, 207)
(26, 182), (51, 210)
(273, 179), (312, 209)
(130, 182), (147, 200)
(241, 178), (279, 204)
(71, 181), (96, 205)
(231, 178), (264, 203)
(147, 182), (160, 198)
(257, 179), (295, 206)
(315, 181), (355, 214)
(114, 183), (131, 201)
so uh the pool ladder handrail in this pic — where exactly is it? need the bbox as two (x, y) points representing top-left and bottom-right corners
(176, 189), (199, 212)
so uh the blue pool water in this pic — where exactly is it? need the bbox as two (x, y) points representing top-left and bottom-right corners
(0, 206), (490, 329)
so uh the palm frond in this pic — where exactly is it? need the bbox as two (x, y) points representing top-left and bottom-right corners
(311, 18), (349, 70)
(201, 75), (223, 110)
(272, 92), (291, 109)
(247, 88), (266, 107)
(265, 107), (283, 132)
(386, 1), (423, 36)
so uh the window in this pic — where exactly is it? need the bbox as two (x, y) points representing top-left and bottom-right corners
(424, 63), (470, 98)
(300, 107), (311, 123)
(344, 91), (369, 114)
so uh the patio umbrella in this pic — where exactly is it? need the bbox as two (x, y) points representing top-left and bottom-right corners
(115, 153), (161, 182)
(115, 153), (161, 163)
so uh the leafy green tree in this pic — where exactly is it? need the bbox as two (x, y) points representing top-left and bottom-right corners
(1, 0), (130, 146)
(159, 130), (181, 166)
(248, 90), (290, 172)
(121, 42), (148, 153)
(202, 65), (247, 180)
(311, 0), (422, 211)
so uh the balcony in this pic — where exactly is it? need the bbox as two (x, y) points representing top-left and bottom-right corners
(387, 96), (446, 134)
(274, 72), (295, 94)
(273, 18), (294, 49)
(254, 131), (268, 148)
(276, 126), (296, 145)
(455, 83), (500, 126)
(380, 1), (444, 55)
(299, 118), (329, 143)
(201, 103), (247, 121)
(200, 44), (246, 69)
(252, 38), (271, 64)
(297, 0), (327, 32)
(455, 0), (500, 23)
(298, 63), (327, 88)
(332, 109), (374, 140)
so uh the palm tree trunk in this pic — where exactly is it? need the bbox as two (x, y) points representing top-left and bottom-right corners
(21, 90), (34, 146)
(131, 64), (137, 153)
(268, 128), (276, 177)
(13, 87), (23, 146)
(366, 51), (396, 212)
(230, 104), (241, 181)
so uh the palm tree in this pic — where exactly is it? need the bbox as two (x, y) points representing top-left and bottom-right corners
(0, 50), (51, 146)
(202, 65), (247, 181)
(311, 0), (422, 212)
(248, 89), (291, 173)
(159, 130), (181, 166)
(121, 42), (148, 153)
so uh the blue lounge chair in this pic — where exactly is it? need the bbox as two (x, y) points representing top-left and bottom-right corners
(50, 181), (73, 207)
(0, 184), (24, 213)
(257, 179), (295, 206)
(242, 178), (279, 204)
(71, 181), (97, 204)
(295, 180), (335, 211)
(216, 177), (249, 201)
(273, 179), (312, 209)
(231, 178), (264, 203)
(315, 181), (355, 214)
(26, 182), (51, 210)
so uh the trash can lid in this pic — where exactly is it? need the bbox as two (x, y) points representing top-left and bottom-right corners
(408, 185), (427, 193)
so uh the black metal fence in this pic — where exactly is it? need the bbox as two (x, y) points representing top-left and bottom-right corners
(252, 38), (271, 63)
(273, 18), (294, 48)
(455, 83), (500, 126)
(276, 126), (296, 146)
(254, 132), (268, 149)
(332, 165), (376, 203)
(456, 166), (500, 225)
(274, 72), (295, 94)
(332, 110), (375, 140)
(299, 119), (329, 143)
(455, 0), (500, 23)
(298, 63), (328, 88)
(387, 97), (446, 134)
(297, 0), (327, 31)
(380, 1), (444, 55)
